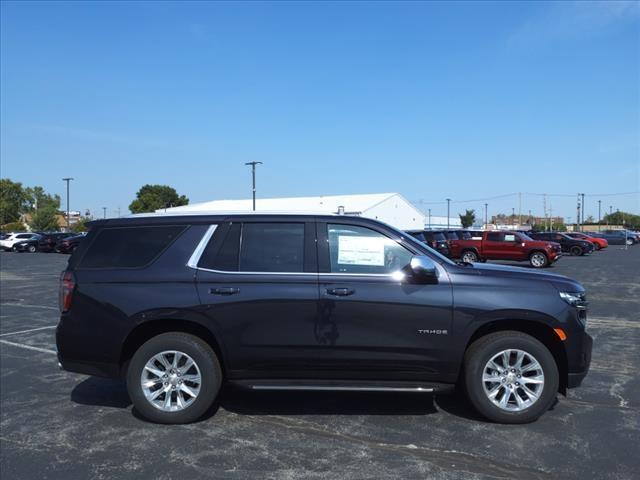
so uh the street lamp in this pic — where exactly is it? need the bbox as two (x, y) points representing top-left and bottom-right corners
(62, 178), (73, 230)
(245, 162), (263, 211)
(446, 198), (451, 229)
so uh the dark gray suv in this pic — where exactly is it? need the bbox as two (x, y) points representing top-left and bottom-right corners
(56, 213), (592, 424)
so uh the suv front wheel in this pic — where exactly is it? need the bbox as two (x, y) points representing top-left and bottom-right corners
(463, 331), (559, 423)
(126, 332), (222, 424)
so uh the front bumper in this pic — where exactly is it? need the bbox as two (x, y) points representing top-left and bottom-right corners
(567, 331), (593, 388)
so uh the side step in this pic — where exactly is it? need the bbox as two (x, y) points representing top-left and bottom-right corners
(229, 379), (455, 393)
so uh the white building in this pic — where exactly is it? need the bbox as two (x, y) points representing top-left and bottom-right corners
(159, 192), (442, 230)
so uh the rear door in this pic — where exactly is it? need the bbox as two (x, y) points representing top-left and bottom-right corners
(193, 219), (320, 379)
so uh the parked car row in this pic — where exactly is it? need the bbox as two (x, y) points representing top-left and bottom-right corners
(0, 231), (86, 253)
(407, 228), (639, 268)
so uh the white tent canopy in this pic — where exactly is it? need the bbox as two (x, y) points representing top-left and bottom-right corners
(158, 192), (441, 230)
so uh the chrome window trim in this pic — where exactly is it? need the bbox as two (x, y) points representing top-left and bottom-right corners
(186, 224), (218, 269)
(186, 223), (429, 280)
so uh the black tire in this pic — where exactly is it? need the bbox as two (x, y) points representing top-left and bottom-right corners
(463, 331), (559, 424)
(28, 245), (37, 253)
(570, 246), (582, 256)
(461, 250), (479, 263)
(529, 251), (548, 268)
(126, 332), (222, 424)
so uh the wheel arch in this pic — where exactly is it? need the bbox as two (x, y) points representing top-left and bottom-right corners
(119, 318), (227, 378)
(462, 319), (568, 394)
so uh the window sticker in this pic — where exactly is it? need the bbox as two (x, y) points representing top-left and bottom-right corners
(337, 235), (386, 266)
(504, 234), (516, 242)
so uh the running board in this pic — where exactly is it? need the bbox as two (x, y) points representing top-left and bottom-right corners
(229, 379), (454, 393)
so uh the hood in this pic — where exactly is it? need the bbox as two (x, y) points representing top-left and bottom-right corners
(463, 262), (583, 292)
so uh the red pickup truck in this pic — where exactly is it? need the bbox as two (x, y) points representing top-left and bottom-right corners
(449, 231), (562, 268)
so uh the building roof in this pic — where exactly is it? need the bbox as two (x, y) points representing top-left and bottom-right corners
(158, 193), (404, 214)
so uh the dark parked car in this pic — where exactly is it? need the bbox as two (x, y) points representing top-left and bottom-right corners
(38, 232), (73, 252)
(589, 231), (634, 246)
(55, 234), (86, 253)
(528, 232), (594, 256)
(12, 237), (40, 252)
(406, 230), (450, 256)
(57, 213), (592, 424)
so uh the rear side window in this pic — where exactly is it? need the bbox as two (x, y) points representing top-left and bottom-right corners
(198, 222), (305, 272)
(80, 226), (185, 268)
(486, 232), (504, 241)
(240, 223), (305, 272)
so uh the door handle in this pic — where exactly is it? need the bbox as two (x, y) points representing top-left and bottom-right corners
(326, 287), (355, 297)
(209, 287), (240, 295)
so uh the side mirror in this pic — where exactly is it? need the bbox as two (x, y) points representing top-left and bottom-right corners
(408, 255), (438, 283)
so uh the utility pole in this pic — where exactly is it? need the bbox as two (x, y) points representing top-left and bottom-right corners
(518, 192), (522, 227)
(597, 200), (601, 231)
(117, 207), (121, 218)
(543, 194), (548, 231)
(244, 161), (263, 211)
(428, 208), (431, 229)
(576, 193), (581, 232)
(102, 207), (107, 219)
(484, 203), (488, 228)
(581, 193), (585, 224)
(62, 178), (73, 230)
(528, 209), (532, 226)
(446, 198), (451, 229)
(511, 207), (515, 226)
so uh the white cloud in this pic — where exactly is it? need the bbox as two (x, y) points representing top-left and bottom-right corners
(508, 1), (639, 50)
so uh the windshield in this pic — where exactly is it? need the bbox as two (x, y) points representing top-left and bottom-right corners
(519, 232), (534, 241)
(432, 232), (446, 241)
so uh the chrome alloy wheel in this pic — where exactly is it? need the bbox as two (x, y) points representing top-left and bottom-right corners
(530, 253), (546, 267)
(141, 350), (202, 412)
(482, 349), (544, 412)
(462, 251), (477, 263)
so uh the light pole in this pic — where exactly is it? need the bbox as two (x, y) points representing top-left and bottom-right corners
(62, 178), (73, 230)
(245, 161), (263, 211)
(446, 198), (451, 229)
(428, 208), (431, 229)
(484, 203), (488, 228)
(580, 193), (585, 224)
(103, 207), (107, 219)
(597, 200), (601, 231)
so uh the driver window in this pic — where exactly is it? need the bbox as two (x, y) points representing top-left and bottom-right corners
(327, 224), (413, 274)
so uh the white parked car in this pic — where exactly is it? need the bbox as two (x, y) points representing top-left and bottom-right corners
(0, 233), (41, 251)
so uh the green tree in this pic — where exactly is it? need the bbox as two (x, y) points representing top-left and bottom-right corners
(71, 217), (91, 233)
(602, 211), (640, 229)
(1, 221), (25, 233)
(24, 186), (61, 212)
(459, 209), (476, 228)
(0, 178), (27, 225)
(129, 184), (189, 214)
(29, 207), (60, 232)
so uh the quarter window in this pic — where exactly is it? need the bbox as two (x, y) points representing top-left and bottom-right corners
(327, 224), (412, 274)
(80, 226), (185, 268)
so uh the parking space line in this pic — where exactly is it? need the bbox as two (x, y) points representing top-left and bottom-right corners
(0, 303), (58, 310)
(0, 325), (57, 337)
(0, 339), (57, 355)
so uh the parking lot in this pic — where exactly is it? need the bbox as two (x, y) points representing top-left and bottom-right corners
(1, 248), (639, 480)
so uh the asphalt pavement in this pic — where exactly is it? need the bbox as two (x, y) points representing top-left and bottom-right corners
(1, 247), (639, 479)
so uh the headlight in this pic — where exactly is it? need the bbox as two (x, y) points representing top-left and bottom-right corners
(559, 291), (587, 308)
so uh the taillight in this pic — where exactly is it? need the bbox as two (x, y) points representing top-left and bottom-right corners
(59, 271), (75, 313)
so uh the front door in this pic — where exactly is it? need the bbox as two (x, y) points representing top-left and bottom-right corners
(316, 221), (453, 381)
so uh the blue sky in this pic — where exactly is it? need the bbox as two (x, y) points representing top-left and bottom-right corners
(1, 1), (639, 221)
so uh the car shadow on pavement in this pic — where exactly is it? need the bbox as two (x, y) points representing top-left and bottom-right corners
(70, 378), (496, 422)
(71, 377), (131, 409)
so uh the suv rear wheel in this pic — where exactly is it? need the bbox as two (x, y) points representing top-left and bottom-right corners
(126, 332), (222, 424)
(463, 331), (558, 423)
(570, 245), (582, 256)
(529, 251), (548, 268)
